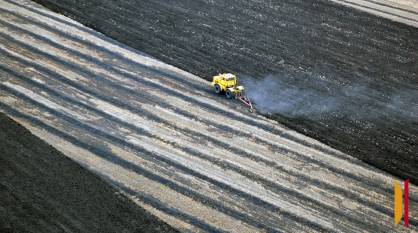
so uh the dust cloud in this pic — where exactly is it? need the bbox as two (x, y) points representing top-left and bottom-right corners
(241, 73), (418, 122)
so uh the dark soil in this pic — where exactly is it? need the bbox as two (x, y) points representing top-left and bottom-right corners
(29, 0), (418, 184)
(0, 112), (178, 233)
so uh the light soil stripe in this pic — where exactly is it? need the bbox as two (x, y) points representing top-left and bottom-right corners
(330, 0), (418, 28)
(358, 0), (418, 15)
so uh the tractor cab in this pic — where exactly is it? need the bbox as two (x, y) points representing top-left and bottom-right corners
(213, 73), (237, 89)
(211, 73), (253, 111)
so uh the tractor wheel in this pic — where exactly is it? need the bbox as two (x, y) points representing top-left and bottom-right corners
(214, 84), (222, 94)
(225, 89), (234, 99)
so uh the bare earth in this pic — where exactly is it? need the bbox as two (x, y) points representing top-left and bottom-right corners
(0, 112), (177, 233)
(330, 0), (418, 28)
(0, 0), (417, 232)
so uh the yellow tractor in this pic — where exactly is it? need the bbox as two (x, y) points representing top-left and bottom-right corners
(212, 73), (244, 99)
(211, 73), (253, 111)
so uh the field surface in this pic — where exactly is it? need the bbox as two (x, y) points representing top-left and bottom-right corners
(0, 0), (417, 232)
(0, 113), (177, 233)
(330, 0), (418, 27)
(29, 0), (418, 184)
